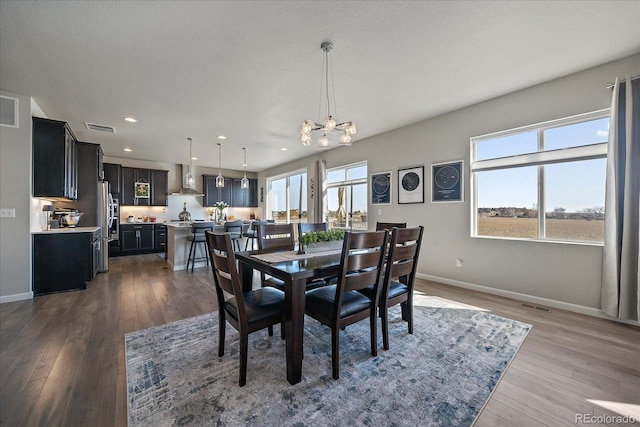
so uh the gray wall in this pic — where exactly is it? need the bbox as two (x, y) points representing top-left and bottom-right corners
(259, 54), (640, 318)
(0, 90), (32, 302)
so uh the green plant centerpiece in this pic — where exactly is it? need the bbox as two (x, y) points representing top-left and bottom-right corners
(213, 201), (229, 222)
(299, 229), (345, 254)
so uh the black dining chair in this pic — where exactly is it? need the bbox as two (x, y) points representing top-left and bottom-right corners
(224, 220), (244, 251)
(205, 231), (285, 387)
(186, 222), (214, 272)
(375, 221), (407, 232)
(359, 226), (424, 350)
(304, 230), (388, 380)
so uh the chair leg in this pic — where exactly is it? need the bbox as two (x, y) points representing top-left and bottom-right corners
(218, 311), (226, 357)
(239, 333), (248, 387)
(187, 240), (195, 272)
(381, 303), (390, 350)
(268, 325), (274, 336)
(244, 237), (250, 250)
(331, 325), (340, 380)
(280, 319), (285, 340)
(406, 295), (413, 334)
(204, 242), (210, 267)
(370, 309), (378, 357)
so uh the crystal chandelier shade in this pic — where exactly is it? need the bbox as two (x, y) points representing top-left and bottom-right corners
(299, 42), (357, 148)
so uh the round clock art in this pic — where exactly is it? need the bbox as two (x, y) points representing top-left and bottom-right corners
(431, 161), (463, 202)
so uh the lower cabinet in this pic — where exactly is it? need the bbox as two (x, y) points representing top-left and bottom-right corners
(154, 224), (166, 257)
(33, 232), (92, 295)
(117, 224), (166, 256)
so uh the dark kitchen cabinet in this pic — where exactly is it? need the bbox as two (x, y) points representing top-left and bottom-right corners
(203, 175), (257, 207)
(121, 167), (168, 206)
(120, 224), (154, 254)
(109, 239), (121, 257)
(103, 162), (122, 196)
(33, 232), (92, 295)
(32, 117), (78, 200)
(154, 224), (167, 257)
(150, 169), (168, 206)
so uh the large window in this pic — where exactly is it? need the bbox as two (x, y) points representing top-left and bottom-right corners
(471, 110), (609, 243)
(326, 162), (368, 230)
(267, 170), (307, 224)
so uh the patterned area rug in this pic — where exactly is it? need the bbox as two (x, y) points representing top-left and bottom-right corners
(125, 294), (531, 426)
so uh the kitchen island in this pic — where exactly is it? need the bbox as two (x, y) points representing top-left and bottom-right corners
(165, 222), (251, 271)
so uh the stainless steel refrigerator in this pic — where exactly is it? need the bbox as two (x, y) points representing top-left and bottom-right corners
(97, 181), (117, 272)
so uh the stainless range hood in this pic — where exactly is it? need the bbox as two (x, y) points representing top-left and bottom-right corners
(174, 164), (204, 196)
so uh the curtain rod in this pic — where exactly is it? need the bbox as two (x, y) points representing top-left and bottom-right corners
(606, 74), (640, 89)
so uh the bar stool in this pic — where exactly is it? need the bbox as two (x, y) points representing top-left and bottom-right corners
(243, 220), (267, 250)
(224, 220), (244, 251)
(186, 223), (214, 272)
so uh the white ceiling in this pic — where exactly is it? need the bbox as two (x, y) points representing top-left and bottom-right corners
(1, 1), (639, 172)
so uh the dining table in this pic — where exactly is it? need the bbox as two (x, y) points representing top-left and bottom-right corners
(235, 249), (342, 385)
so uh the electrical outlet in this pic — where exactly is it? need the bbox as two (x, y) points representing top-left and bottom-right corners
(456, 258), (463, 267)
(0, 208), (16, 218)
(378, 209), (382, 215)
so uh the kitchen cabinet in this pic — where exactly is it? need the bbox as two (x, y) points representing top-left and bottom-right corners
(32, 117), (78, 200)
(121, 167), (168, 206)
(33, 231), (94, 295)
(103, 162), (122, 196)
(109, 239), (121, 257)
(154, 224), (167, 258)
(203, 175), (257, 207)
(120, 224), (155, 254)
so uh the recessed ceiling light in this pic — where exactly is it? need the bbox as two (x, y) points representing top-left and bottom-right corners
(192, 157), (198, 160)
(123, 117), (137, 122)
(281, 147), (288, 151)
(124, 148), (133, 152)
(217, 135), (227, 140)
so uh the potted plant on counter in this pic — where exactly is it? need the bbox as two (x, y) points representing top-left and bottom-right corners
(299, 229), (345, 254)
(213, 201), (229, 223)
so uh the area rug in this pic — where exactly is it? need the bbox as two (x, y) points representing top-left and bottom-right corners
(125, 294), (531, 426)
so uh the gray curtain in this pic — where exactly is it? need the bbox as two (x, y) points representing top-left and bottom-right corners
(313, 160), (327, 222)
(601, 76), (640, 322)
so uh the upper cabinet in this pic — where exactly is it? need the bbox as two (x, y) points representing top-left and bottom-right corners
(121, 166), (168, 206)
(203, 175), (258, 207)
(32, 117), (78, 200)
(103, 163), (122, 196)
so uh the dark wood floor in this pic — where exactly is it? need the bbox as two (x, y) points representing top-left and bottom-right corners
(1, 254), (638, 426)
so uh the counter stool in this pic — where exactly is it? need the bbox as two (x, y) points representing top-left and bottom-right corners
(187, 223), (214, 272)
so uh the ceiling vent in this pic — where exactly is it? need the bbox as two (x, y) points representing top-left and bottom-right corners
(85, 122), (116, 133)
(0, 95), (18, 128)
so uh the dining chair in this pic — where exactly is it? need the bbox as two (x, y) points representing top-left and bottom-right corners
(224, 220), (244, 251)
(298, 222), (336, 286)
(186, 222), (214, 272)
(205, 231), (285, 387)
(304, 230), (388, 380)
(243, 220), (267, 250)
(359, 226), (424, 350)
(257, 223), (326, 291)
(375, 221), (407, 231)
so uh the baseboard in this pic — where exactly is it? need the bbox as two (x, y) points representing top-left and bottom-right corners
(416, 273), (640, 327)
(0, 291), (33, 304)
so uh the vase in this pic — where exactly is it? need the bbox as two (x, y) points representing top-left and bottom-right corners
(303, 240), (343, 254)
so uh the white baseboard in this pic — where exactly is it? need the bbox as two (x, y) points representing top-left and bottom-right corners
(0, 291), (33, 304)
(416, 273), (640, 327)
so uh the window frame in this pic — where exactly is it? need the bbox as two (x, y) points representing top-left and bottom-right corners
(265, 168), (308, 224)
(470, 109), (609, 244)
(326, 161), (368, 230)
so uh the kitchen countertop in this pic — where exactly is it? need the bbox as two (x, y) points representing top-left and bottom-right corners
(32, 226), (101, 234)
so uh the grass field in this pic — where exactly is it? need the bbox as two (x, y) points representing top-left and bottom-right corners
(478, 217), (604, 242)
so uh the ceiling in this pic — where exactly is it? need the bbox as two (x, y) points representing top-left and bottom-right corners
(1, 1), (639, 173)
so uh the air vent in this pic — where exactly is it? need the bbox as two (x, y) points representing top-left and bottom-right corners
(85, 122), (116, 133)
(0, 95), (18, 128)
(522, 303), (551, 312)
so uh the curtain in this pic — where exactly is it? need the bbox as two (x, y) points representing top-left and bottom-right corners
(313, 160), (327, 223)
(601, 76), (640, 322)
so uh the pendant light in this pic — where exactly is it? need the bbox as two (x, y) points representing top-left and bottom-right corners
(241, 147), (249, 189)
(216, 142), (224, 188)
(185, 138), (194, 187)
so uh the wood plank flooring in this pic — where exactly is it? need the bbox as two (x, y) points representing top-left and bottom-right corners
(1, 254), (638, 426)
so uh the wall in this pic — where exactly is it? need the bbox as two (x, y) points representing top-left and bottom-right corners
(0, 90), (32, 302)
(259, 54), (640, 319)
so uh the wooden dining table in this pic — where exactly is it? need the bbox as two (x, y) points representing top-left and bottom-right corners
(234, 249), (342, 385)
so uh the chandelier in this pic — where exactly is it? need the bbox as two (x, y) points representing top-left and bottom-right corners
(241, 147), (249, 189)
(216, 142), (224, 188)
(299, 42), (357, 148)
(185, 138), (194, 187)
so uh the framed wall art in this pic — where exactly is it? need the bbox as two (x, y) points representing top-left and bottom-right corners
(134, 181), (150, 199)
(398, 166), (424, 204)
(370, 171), (392, 205)
(431, 160), (463, 202)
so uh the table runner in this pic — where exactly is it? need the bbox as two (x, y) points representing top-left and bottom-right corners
(251, 249), (342, 263)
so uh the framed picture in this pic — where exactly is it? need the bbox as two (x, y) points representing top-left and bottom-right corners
(370, 171), (392, 205)
(398, 166), (424, 204)
(431, 160), (463, 202)
(134, 181), (150, 199)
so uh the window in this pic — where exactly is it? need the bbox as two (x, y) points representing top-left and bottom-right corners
(471, 110), (609, 243)
(326, 162), (368, 230)
(266, 170), (307, 224)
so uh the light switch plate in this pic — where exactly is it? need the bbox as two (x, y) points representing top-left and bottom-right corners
(0, 208), (16, 218)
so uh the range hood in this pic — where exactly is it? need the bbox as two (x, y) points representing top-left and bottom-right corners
(174, 164), (204, 196)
